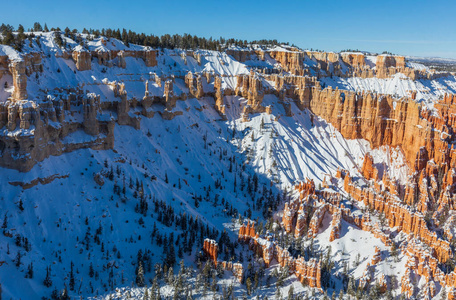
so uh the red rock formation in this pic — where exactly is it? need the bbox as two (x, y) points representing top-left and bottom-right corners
(329, 211), (341, 242)
(282, 203), (295, 233)
(202, 239), (244, 282)
(307, 204), (327, 238)
(91, 48), (158, 68)
(361, 153), (377, 181)
(341, 53), (366, 68)
(343, 172), (451, 263)
(72, 49), (91, 71)
(164, 80), (176, 110)
(371, 246), (381, 265)
(269, 50), (304, 75)
(203, 239), (218, 264)
(23, 52), (43, 75)
(294, 257), (321, 288)
(9, 60), (28, 100)
(214, 76), (225, 115)
(239, 221), (322, 289)
(196, 75), (204, 99)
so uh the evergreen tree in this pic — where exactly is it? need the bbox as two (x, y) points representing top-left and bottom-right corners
(143, 286), (149, 300)
(89, 262), (94, 277)
(245, 277), (252, 295)
(136, 260), (146, 287)
(33, 22), (43, 32)
(69, 261), (75, 291)
(43, 266), (52, 287)
(2, 214), (7, 232)
(25, 262), (33, 278)
(441, 286), (447, 300)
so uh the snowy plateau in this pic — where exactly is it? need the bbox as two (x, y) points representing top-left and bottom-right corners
(0, 31), (456, 300)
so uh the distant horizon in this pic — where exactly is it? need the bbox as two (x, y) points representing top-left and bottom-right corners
(2, 0), (455, 59)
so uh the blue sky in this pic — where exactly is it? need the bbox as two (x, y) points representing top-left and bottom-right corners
(2, 0), (456, 58)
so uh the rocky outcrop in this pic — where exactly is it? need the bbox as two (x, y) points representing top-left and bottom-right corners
(361, 153), (377, 181)
(343, 172), (451, 263)
(214, 75), (226, 116)
(203, 239), (218, 263)
(185, 72), (204, 99)
(72, 49), (92, 71)
(142, 49), (158, 67)
(164, 80), (177, 111)
(8, 173), (69, 189)
(269, 50), (304, 75)
(329, 210), (341, 242)
(307, 204), (327, 238)
(202, 238), (243, 282)
(371, 246), (382, 265)
(0, 96), (114, 172)
(235, 70), (265, 112)
(300, 84), (453, 175)
(91, 48), (158, 68)
(23, 52), (43, 75)
(239, 221), (322, 289)
(9, 60), (28, 100)
(115, 83), (140, 129)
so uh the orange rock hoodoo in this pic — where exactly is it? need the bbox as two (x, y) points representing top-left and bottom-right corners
(202, 238), (243, 282)
(238, 221), (322, 289)
(343, 172), (451, 263)
(72, 50), (92, 71)
(10, 60), (28, 100)
(203, 239), (218, 263)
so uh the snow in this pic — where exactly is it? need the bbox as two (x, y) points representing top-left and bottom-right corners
(321, 72), (456, 110)
(0, 31), (454, 299)
(0, 45), (22, 61)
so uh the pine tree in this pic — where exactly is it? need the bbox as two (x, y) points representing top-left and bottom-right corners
(89, 262), (94, 277)
(2, 214), (7, 231)
(25, 262), (33, 278)
(151, 276), (159, 300)
(136, 261), (146, 287)
(143, 287), (149, 300)
(18, 199), (24, 211)
(164, 237), (176, 267)
(43, 266), (52, 287)
(441, 286), (447, 300)
(288, 285), (294, 300)
(14, 251), (21, 267)
(246, 277), (252, 295)
(33, 22), (43, 32)
(69, 261), (75, 291)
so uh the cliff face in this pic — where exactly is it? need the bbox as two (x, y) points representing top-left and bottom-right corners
(76, 48), (158, 70)
(301, 85), (452, 175)
(0, 96), (113, 172)
(235, 70), (265, 113)
(301, 84), (456, 228)
(9, 60), (28, 100)
(269, 50), (304, 75)
(72, 50), (92, 71)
